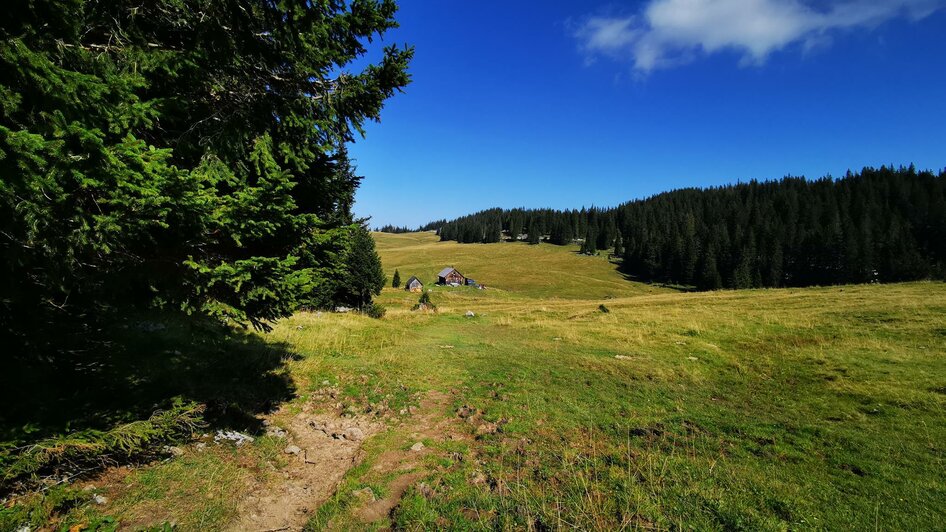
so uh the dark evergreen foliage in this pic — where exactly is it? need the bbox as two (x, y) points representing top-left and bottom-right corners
(426, 167), (946, 290)
(377, 225), (415, 233)
(0, 0), (412, 344)
(580, 227), (598, 255)
(364, 303), (386, 319)
(332, 225), (386, 309)
(418, 219), (446, 232)
(392, 269), (401, 288)
(526, 219), (541, 244)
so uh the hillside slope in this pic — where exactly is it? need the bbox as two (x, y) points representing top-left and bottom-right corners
(374, 231), (670, 300)
(10, 233), (945, 531)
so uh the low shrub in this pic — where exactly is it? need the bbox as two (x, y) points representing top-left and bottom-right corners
(364, 303), (387, 319)
(411, 291), (437, 311)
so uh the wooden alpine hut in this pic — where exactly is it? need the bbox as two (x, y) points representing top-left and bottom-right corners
(404, 276), (424, 292)
(437, 267), (466, 286)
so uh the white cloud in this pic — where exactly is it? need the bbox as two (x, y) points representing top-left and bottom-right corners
(574, 0), (945, 71)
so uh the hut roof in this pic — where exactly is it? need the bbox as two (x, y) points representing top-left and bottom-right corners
(438, 267), (461, 278)
(406, 276), (422, 285)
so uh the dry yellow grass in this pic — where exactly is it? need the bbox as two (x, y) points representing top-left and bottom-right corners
(374, 231), (670, 300)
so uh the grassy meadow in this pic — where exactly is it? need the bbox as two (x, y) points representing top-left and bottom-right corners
(4, 231), (945, 530)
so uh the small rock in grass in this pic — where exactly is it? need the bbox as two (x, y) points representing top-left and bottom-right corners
(456, 405), (476, 419)
(266, 426), (287, 438)
(465, 311), (475, 317)
(92, 493), (108, 505)
(475, 423), (498, 437)
(687, 356), (698, 361)
(410, 442), (425, 452)
(352, 487), (376, 502)
(214, 430), (255, 446)
(343, 427), (365, 442)
(284, 445), (302, 456)
(165, 446), (184, 457)
(417, 482), (434, 498)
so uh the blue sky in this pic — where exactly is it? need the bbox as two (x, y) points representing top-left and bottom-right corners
(350, 0), (946, 228)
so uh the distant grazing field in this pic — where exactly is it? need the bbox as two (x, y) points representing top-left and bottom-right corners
(374, 231), (669, 300)
(9, 232), (945, 530)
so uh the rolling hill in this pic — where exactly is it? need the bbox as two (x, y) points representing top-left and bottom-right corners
(6, 232), (945, 530)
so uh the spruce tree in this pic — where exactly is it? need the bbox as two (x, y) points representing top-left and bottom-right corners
(581, 227), (597, 255)
(0, 0), (412, 342)
(527, 220), (541, 244)
(336, 226), (386, 309)
(699, 247), (723, 290)
(613, 231), (624, 257)
(392, 269), (401, 289)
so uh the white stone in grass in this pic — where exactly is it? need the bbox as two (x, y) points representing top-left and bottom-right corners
(410, 442), (425, 452)
(352, 487), (376, 502)
(266, 426), (287, 438)
(165, 446), (184, 457)
(343, 427), (365, 442)
(284, 445), (302, 455)
(214, 430), (255, 446)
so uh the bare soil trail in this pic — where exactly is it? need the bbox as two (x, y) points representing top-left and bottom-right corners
(349, 390), (467, 525)
(229, 408), (381, 531)
(230, 390), (465, 531)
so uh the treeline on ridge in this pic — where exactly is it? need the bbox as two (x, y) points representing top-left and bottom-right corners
(376, 219), (445, 234)
(427, 166), (946, 290)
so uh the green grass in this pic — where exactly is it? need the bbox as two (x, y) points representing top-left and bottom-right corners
(5, 231), (945, 530)
(106, 446), (252, 530)
(282, 232), (946, 529)
(375, 231), (669, 300)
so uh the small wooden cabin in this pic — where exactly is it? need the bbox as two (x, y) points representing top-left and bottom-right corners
(437, 267), (466, 286)
(405, 276), (424, 292)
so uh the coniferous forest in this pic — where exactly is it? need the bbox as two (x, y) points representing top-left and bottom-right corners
(429, 166), (946, 290)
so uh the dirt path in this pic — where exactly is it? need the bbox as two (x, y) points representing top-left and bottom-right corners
(229, 390), (465, 531)
(229, 408), (382, 532)
(348, 390), (468, 526)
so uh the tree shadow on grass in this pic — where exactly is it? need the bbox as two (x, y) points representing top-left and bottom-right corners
(0, 312), (299, 445)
